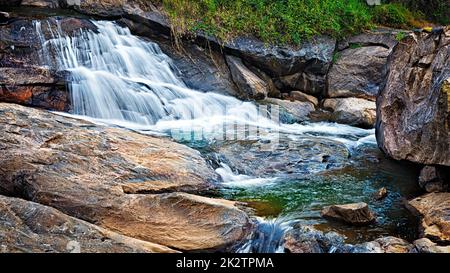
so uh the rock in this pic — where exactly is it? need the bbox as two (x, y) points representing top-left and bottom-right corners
(288, 91), (319, 107)
(226, 55), (269, 100)
(284, 226), (417, 253)
(323, 98), (376, 128)
(0, 195), (176, 253)
(321, 202), (376, 226)
(374, 187), (388, 200)
(0, 66), (69, 111)
(0, 103), (252, 251)
(284, 226), (348, 253)
(211, 135), (350, 179)
(327, 46), (390, 100)
(418, 166), (449, 193)
(413, 238), (450, 253)
(376, 30), (450, 166)
(353, 236), (414, 253)
(21, 0), (61, 8)
(0, 18), (97, 111)
(274, 71), (326, 96)
(407, 193), (450, 244)
(263, 98), (315, 123)
(224, 36), (336, 78)
(0, 0), (21, 6)
(337, 30), (399, 52)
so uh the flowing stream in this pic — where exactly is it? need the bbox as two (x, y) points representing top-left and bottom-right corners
(35, 19), (421, 252)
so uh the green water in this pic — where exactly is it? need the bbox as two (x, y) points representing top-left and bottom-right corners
(219, 144), (421, 244)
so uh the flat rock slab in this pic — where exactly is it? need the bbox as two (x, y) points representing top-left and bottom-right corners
(0, 103), (251, 251)
(321, 202), (376, 226)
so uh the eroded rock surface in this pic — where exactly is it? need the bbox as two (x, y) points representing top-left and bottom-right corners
(0, 103), (252, 251)
(407, 193), (450, 244)
(376, 29), (450, 166)
(0, 195), (177, 253)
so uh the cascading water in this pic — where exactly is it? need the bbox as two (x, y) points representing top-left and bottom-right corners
(33, 19), (419, 253)
(35, 20), (270, 131)
(34, 19), (375, 146)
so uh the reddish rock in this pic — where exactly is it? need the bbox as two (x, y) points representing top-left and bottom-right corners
(321, 202), (376, 226)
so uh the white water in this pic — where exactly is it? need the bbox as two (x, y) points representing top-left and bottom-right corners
(35, 20), (274, 129)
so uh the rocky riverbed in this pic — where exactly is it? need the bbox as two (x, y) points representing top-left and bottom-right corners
(0, 1), (449, 253)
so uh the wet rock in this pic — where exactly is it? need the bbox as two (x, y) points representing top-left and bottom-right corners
(284, 226), (348, 253)
(418, 166), (449, 193)
(284, 226), (416, 253)
(262, 98), (315, 123)
(374, 187), (388, 200)
(407, 193), (450, 244)
(0, 18), (96, 111)
(224, 36), (336, 78)
(323, 98), (376, 128)
(413, 238), (450, 253)
(353, 236), (414, 253)
(226, 55), (269, 100)
(0, 103), (252, 251)
(321, 202), (376, 226)
(0, 195), (176, 253)
(328, 46), (390, 100)
(288, 91), (319, 107)
(117, 18), (240, 98)
(376, 29), (450, 166)
(212, 136), (350, 179)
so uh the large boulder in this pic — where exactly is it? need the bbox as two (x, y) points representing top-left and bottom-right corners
(407, 193), (450, 244)
(323, 98), (376, 128)
(321, 202), (376, 226)
(224, 36), (336, 78)
(376, 29), (450, 166)
(225, 36), (336, 96)
(327, 46), (390, 100)
(328, 30), (399, 101)
(0, 103), (252, 251)
(0, 195), (176, 253)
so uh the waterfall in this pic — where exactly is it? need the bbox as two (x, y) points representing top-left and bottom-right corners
(34, 19), (375, 147)
(35, 20), (266, 129)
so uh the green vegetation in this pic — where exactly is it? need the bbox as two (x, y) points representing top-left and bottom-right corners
(149, 0), (446, 45)
(395, 31), (407, 41)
